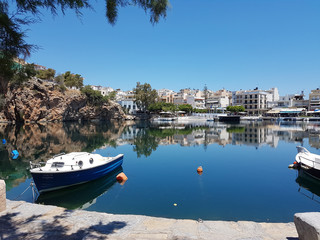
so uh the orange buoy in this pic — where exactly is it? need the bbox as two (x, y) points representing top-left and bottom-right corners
(293, 161), (298, 164)
(197, 166), (203, 175)
(116, 172), (128, 185)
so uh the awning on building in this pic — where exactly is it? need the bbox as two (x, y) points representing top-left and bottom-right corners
(267, 109), (281, 114)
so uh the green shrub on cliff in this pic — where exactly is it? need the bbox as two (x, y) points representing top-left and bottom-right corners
(9, 63), (37, 89)
(81, 85), (109, 106)
(36, 68), (56, 80)
(63, 71), (83, 89)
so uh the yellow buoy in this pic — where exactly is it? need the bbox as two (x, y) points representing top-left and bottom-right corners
(173, 203), (177, 206)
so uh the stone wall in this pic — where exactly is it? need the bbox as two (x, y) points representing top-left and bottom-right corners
(0, 180), (5, 212)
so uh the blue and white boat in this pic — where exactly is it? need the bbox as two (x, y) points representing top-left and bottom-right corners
(30, 152), (124, 193)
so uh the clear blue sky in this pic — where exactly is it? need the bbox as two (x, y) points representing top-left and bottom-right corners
(25, 0), (320, 96)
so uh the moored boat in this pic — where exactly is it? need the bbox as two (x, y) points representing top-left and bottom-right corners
(295, 146), (320, 180)
(30, 152), (124, 193)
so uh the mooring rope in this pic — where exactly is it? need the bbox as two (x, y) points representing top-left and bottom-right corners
(14, 184), (31, 200)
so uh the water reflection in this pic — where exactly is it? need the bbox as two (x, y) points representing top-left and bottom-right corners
(36, 167), (122, 209)
(1, 121), (320, 190)
(2, 120), (320, 221)
(296, 169), (320, 204)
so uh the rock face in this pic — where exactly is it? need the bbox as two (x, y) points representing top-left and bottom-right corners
(294, 212), (320, 240)
(2, 79), (125, 123)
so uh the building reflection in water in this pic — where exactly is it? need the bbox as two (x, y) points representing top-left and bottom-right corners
(1, 121), (320, 189)
(118, 122), (320, 150)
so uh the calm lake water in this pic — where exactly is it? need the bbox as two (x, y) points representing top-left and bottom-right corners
(1, 120), (320, 222)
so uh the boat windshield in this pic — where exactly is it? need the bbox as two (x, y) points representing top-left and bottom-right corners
(51, 162), (64, 168)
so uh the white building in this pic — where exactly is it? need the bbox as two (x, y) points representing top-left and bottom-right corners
(186, 96), (205, 109)
(309, 88), (320, 111)
(158, 89), (176, 103)
(206, 89), (232, 110)
(275, 92), (308, 109)
(233, 87), (279, 115)
(117, 90), (140, 114)
(90, 85), (114, 96)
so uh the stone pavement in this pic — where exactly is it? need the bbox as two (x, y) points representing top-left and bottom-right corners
(0, 200), (298, 240)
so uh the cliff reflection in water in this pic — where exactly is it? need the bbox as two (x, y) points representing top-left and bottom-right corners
(1, 121), (320, 190)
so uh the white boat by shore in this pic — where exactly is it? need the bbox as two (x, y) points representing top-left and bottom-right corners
(295, 146), (320, 180)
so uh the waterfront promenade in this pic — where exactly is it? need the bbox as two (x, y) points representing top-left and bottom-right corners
(1, 200), (298, 240)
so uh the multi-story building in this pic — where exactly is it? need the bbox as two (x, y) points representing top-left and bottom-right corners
(157, 89), (176, 103)
(233, 87), (279, 115)
(186, 96), (205, 109)
(117, 91), (140, 114)
(206, 89), (232, 110)
(265, 88), (280, 108)
(275, 92), (308, 109)
(309, 88), (320, 111)
(173, 92), (187, 105)
(233, 89), (267, 115)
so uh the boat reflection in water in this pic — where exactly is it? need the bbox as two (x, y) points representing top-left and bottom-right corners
(36, 167), (123, 210)
(296, 169), (320, 204)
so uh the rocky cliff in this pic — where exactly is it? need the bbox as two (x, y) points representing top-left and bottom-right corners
(1, 79), (125, 123)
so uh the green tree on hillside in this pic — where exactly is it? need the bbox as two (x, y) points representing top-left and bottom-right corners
(134, 82), (158, 113)
(108, 91), (117, 100)
(36, 68), (56, 80)
(63, 71), (84, 89)
(54, 74), (64, 84)
(81, 85), (109, 106)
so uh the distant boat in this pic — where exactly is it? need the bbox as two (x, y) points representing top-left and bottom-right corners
(153, 117), (177, 122)
(30, 152), (124, 193)
(153, 111), (177, 122)
(295, 146), (320, 180)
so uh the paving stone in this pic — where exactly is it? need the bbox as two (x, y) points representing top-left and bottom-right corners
(0, 180), (6, 212)
(0, 200), (299, 240)
(294, 212), (320, 240)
